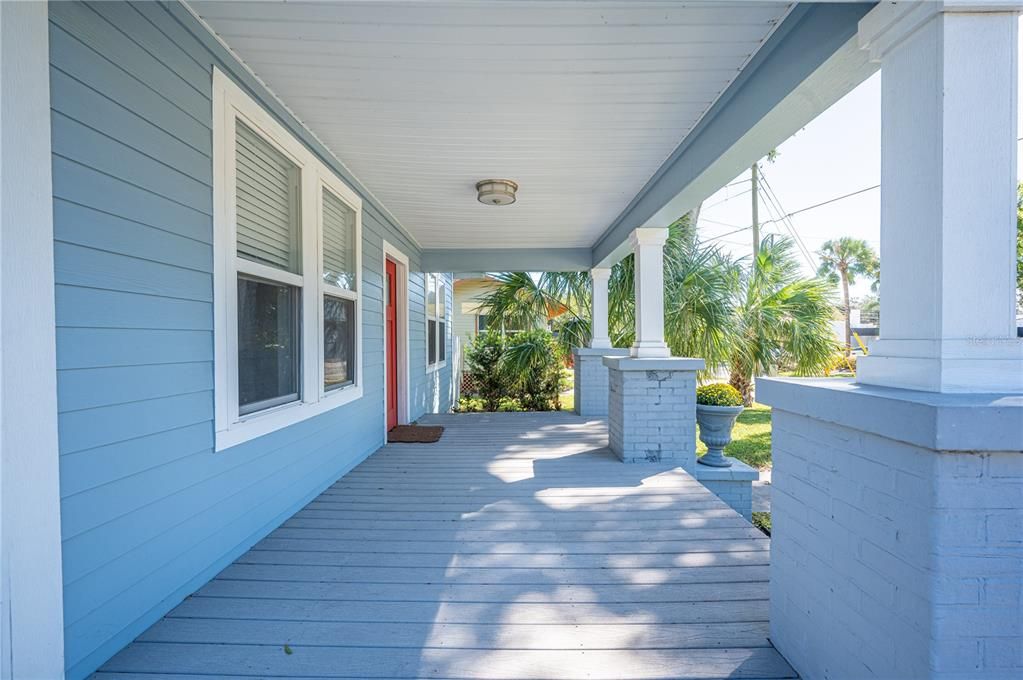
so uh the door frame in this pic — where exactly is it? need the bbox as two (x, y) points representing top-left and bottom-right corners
(382, 240), (410, 440)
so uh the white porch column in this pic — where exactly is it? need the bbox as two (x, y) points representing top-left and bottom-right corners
(629, 227), (670, 358)
(763, 6), (1023, 680)
(589, 268), (612, 349)
(0, 1), (66, 678)
(857, 3), (1023, 392)
(572, 268), (627, 417)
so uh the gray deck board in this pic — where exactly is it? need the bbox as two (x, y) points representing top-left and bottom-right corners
(95, 412), (795, 679)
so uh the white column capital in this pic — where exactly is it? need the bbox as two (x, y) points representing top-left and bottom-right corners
(859, 1), (1022, 62)
(629, 227), (669, 249)
(590, 267), (612, 284)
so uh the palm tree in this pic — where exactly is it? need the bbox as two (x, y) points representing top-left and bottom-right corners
(476, 271), (590, 331)
(1015, 184), (1022, 310)
(729, 235), (837, 405)
(816, 237), (879, 355)
(605, 215), (744, 366)
(474, 215), (739, 371)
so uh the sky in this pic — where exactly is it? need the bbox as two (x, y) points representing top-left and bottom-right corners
(694, 19), (1023, 303)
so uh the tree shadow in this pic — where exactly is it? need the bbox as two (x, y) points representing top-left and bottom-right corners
(102, 411), (788, 679)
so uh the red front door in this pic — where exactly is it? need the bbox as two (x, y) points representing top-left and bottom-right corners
(385, 258), (399, 431)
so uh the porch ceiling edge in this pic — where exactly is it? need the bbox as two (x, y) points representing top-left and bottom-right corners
(758, 377), (1023, 453)
(590, 1), (878, 268)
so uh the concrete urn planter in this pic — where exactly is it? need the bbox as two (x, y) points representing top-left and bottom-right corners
(696, 404), (744, 467)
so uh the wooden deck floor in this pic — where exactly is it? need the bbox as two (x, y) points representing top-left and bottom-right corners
(96, 412), (795, 679)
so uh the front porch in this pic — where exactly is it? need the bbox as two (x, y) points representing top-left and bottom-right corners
(96, 413), (793, 679)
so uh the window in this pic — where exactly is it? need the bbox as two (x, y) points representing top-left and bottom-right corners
(234, 120), (303, 415)
(427, 273), (446, 369)
(321, 188), (357, 391)
(213, 69), (363, 451)
(237, 277), (300, 414)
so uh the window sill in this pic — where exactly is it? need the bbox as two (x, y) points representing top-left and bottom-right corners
(215, 383), (363, 452)
(426, 360), (447, 374)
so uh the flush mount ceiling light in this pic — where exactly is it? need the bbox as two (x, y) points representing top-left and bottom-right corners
(476, 179), (518, 206)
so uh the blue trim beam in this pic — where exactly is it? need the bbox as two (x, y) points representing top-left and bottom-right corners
(422, 248), (592, 273)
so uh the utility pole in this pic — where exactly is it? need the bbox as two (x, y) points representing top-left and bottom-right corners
(751, 163), (760, 264)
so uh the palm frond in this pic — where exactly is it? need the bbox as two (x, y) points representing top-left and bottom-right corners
(731, 235), (839, 395)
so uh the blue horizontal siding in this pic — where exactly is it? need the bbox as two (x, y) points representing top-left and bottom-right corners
(53, 199), (213, 272)
(49, 2), (452, 678)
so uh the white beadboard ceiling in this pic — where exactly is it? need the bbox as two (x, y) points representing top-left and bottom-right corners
(192, 1), (792, 250)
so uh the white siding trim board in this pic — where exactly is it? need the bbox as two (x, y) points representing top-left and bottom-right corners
(0, 2), (66, 677)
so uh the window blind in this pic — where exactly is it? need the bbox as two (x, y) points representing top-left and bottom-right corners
(235, 120), (301, 273)
(322, 188), (356, 290)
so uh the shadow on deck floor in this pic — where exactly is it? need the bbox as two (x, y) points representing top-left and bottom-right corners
(95, 412), (795, 679)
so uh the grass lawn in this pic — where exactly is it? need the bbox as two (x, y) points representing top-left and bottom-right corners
(559, 367), (574, 412)
(696, 403), (772, 470)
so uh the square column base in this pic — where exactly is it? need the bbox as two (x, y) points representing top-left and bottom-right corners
(695, 459), (759, 520)
(602, 356), (705, 466)
(759, 378), (1023, 680)
(857, 338), (1023, 393)
(572, 347), (629, 417)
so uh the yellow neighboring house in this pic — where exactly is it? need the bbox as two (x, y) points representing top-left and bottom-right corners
(453, 275), (500, 368)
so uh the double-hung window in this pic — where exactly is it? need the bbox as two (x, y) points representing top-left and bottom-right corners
(426, 273), (447, 369)
(213, 69), (363, 451)
(320, 186), (357, 392)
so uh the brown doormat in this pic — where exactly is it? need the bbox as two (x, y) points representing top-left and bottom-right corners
(387, 425), (444, 443)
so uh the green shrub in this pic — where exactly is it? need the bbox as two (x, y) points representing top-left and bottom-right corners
(696, 382), (744, 407)
(456, 396), (484, 413)
(464, 331), (508, 412)
(752, 511), (771, 536)
(464, 329), (565, 412)
(497, 397), (523, 412)
(501, 329), (565, 411)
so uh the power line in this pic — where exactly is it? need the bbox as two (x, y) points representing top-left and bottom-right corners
(763, 184), (880, 222)
(700, 216), (747, 230)
(702, 187), (752, 210)
(703, 224), (755, 243)
(757, 170), (816, 268)
(697, 182), (881, 255)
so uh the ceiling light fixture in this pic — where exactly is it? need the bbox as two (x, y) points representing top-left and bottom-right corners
(476, 179), (518, 206)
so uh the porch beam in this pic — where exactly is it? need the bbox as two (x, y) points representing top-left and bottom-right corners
(421, 248), (591, 273)
(0, 1), (67, 677)
(590, 2), (876, 267)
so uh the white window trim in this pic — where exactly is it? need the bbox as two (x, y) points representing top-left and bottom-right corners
(426, 273), (448, 373)
(213, 68), (363, 452)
